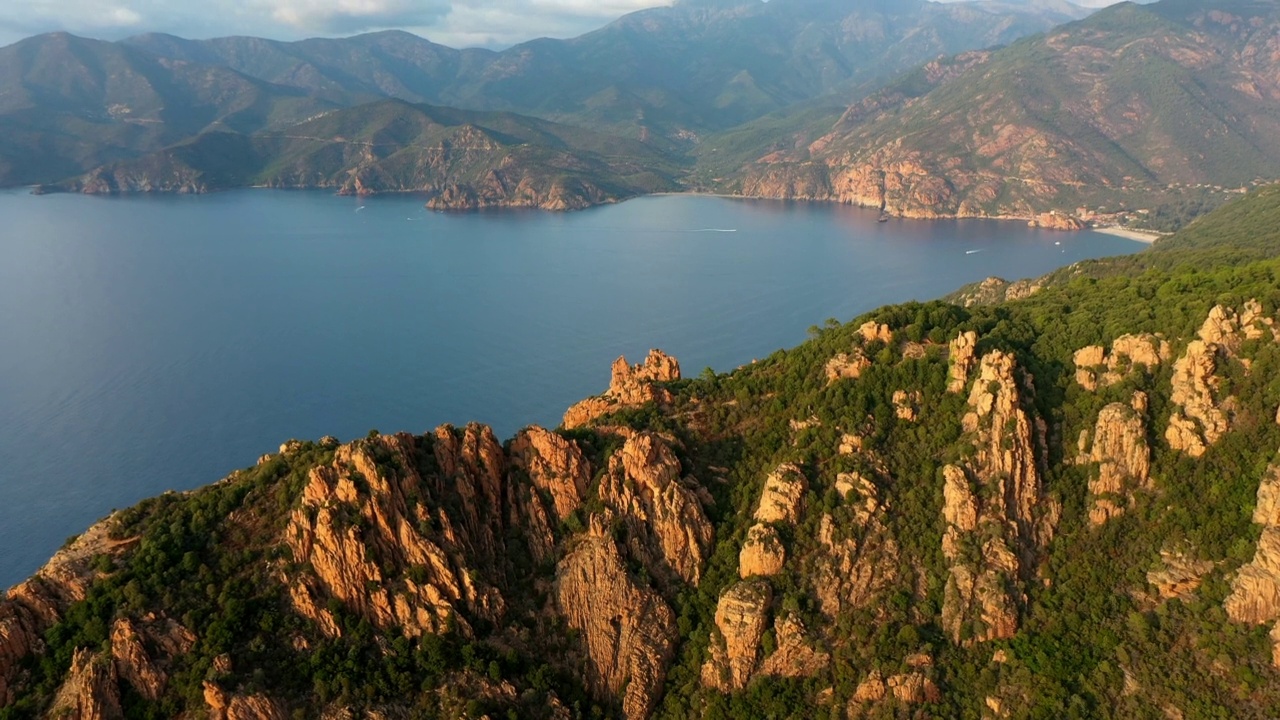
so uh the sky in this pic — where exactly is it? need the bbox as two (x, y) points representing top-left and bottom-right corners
(0, 0), (1130, 51)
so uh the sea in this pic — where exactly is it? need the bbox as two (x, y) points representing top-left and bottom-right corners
(0, 189), (1144, 586)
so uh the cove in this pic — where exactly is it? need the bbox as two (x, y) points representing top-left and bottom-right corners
(0, 190), (1143, 586)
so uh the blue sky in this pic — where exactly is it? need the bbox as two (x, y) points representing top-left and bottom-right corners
(0, 0), (1125, 50)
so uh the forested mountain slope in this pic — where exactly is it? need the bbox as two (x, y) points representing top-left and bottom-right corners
(45, 99), (682, 210)
(120, 0), (1088, 141)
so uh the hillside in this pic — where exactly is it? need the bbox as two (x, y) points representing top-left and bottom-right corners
(4, 184), (1280, 717)
(44, 99), (682, 209)
(716, 0), (1280, 219)
(0, 33), (337, 186)
(119, 0), (1088, 142)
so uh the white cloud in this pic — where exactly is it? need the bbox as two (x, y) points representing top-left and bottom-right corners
(262, 0), (450, 33)
(0, 0), (672, 48)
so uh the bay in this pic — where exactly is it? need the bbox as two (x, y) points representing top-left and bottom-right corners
(0, 189), (1142, 586)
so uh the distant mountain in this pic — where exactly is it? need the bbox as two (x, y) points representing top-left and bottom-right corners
(46, 99), (683, 210)
(716, 0), (1280, 218)
(119, 0), (1089, 140)
(0, 33), (337, 185)
(0, 0), (1089, 194)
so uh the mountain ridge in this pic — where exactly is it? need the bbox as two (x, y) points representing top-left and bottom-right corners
(710, 0), (1280, 220)
(39, 98), (684, 209)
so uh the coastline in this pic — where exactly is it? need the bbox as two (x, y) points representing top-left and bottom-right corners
(1090, 225), (1164, 244)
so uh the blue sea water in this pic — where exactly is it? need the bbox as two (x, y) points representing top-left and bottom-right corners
(0, 190), (1143, 586)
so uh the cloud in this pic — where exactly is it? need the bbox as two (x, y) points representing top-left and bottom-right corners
(263, 0), (450, 33)
(0, 0), (672, 47)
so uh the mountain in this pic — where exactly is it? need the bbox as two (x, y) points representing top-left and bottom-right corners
(4, 182), (1280, 717)
(0, 33), (338, 186)
(117, 0), (1088, 140)
(715, 0), (1280, 219)
(0, 0), (1087, 194)
(44, 99), (684, 210)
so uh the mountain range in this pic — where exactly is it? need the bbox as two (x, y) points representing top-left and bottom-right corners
(717, 0), (1280, 219)
(0, 0), (1087, 202)
(2, 0), (1278, 219)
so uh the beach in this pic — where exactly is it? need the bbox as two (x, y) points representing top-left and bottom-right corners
(1092, 226), (1164, 244)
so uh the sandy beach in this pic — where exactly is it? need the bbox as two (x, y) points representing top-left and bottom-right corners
(1091, 226), (1164, 244)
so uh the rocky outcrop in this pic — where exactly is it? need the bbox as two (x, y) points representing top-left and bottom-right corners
(1225, 462), (1280, 664)
(739, 523), (785, 579)
(758, 614), (829, 679)
(110, 619), (166, 702)
(949, 278), (1043, 308)
(701, 580), (772, 692)
(1148, 548), (1214, 601)
(203, 682), (288, 720)
(824, 349), (871, 382)
(849, 667), (941, 712)
(942, 351), (1054, 644)
(813, 472), (899, 618)
(284, 428), (509, 639)
(858, 321), (894, 345)
(598, 433), (714, 587)
(1074, 334), (1168, 391)
(1027, 211), (1086, 231)
(556, 519), (676, 720)
(1, 516), (136, 705)
(47, 648), (124, 720)
(509, 427), (590, 524)
(1080, 401), (1151, 525)
(893, 390), (921, 422)
(1167, 338), (1230, 458)
(564, 351), (681, 428)
(754, 464), (808, 525)
(948, 331), (979, 393)
(423, 176), (619, 213)
(1167, 303), (1278, 456)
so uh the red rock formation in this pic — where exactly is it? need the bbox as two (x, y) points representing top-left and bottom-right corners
(599, 433), (714, 586)
(757, 614), (829, 679)
(47, 649), (124, 720)
(1167, 303), (1278, 456)
(564, 350), (681, 428)
(701, 580), (772, 692)
(739, 524), (785, 579)
(203, 682), (288, 720)
(941, 351), (1055, 644)
(110, 619), (166, 701)
(509, 427), (591, 524)
(1081, 402), (1151, 524)
(556, 518), (676, 720)
(1225, 461), (1280, 664)
(284, 429), (507, 639)
(754, 464), (808, 525)
(1, 517), (136, 705)
(813, 473), (899, 619)
(1027, 212), (1086, 230)
(948, 331), (979, 393)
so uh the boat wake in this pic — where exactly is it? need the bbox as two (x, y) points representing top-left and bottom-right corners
(690, 228), (738, 233)
(965, 249), (985, 255)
